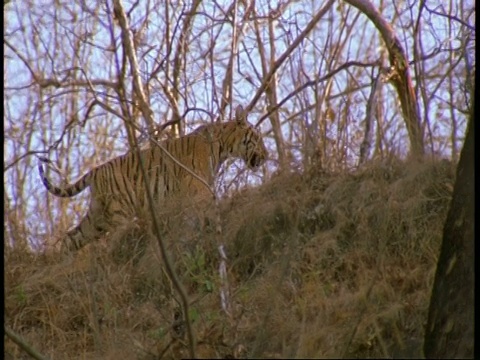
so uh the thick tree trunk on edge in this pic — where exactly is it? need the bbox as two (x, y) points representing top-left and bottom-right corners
(423, 99), (474, 358)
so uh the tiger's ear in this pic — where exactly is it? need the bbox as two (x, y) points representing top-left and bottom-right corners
(235, 105), (247, 125)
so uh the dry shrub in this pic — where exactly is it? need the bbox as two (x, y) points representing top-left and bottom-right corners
(5, 158), (454, 359)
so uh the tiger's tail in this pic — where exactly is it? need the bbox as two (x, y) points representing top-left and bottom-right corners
(37, 157), (90, 197)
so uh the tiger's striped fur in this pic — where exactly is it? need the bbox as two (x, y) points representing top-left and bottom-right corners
(39, 115), (268, 252)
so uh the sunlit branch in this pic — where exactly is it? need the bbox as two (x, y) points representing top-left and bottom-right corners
(424, 3), (475, 31)
(257, 60), (379, 127)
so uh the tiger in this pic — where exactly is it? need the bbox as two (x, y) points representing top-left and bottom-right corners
(39, 109), (268, 252)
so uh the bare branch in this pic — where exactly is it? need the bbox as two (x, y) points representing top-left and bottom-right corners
(4, 150), (51, 173)
(112, 0), (155, 130)
(256, 60), (378, 127)
(169, 0), (203, 132)
(424, 3), (475, 31)
(359, 72), (382, 164)
(245, 0), (336, 114)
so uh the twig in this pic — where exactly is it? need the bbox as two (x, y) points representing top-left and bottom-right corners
(256, 60), (378, 127)
(4, 325), (51, 360)
(245, 0), (336, 115)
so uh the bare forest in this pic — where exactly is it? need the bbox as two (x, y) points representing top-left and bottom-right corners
(4, 0), (475, 359)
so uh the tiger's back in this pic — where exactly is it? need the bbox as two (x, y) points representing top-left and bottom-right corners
(39, 113), (268, 252)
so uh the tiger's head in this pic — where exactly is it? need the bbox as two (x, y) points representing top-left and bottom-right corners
(197, 106), (268, 172)
(222, 107), (268, 171)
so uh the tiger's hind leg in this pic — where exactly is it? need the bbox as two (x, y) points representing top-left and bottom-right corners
(62, 198), (109, 252)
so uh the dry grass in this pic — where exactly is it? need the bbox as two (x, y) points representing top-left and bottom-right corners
(4, 158), (455, 359)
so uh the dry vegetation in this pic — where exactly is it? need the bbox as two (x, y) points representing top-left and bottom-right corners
(5, 157), (455, 359)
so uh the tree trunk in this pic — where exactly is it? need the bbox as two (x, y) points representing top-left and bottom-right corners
(423, 99), (474, 358)
(344, 0), (425, 158)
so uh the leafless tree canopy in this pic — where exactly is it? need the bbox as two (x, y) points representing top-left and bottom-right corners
(4, 0), (475, 251)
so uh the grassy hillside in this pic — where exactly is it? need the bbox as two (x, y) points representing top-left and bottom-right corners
(4, 158), (455, 359)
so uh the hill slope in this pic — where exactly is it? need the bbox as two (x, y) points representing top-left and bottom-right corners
(5, 158), (455, 359)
